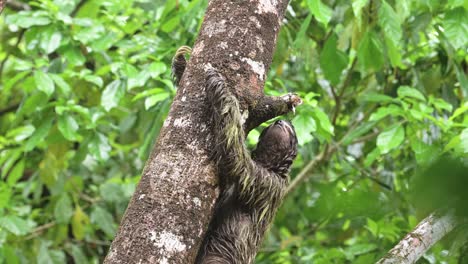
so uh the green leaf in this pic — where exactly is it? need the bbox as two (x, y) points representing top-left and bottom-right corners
(460, 128), (468, 154)
(70, 245), (87, 264)
(72, 207), (89, 240)
(0, 216), (32, 236)
(37, 242), (52, 264)
(50, 74), (71, 94)
(3, 71), (29, 94)
(319, 35), (348, 85)
(359, 93), (394, 103)
(38, 242), (65, 264)
(384, 36), (404, 68)
(357, 31), (384, 72)
(20, 92), (49, 115)
(294, 13), (313, 50)
(0, 183), (12, 209)
(58, 115), (80, 141)
(369, 105), (403, 121)
(91, 32), (117, 51)
(307, 0), (333, 26)
(144, 92), (170, 110)
(5, 11), (51, 28)
(442, 7), (468, 50)
(312, 108), (334, 135)
(91, 207), (116, 237)
(366, 218), (379, 237)
(63, 45), (86, 66)
(444, 135), (461, 153)
(41, 30), (62, 54)
(7, 125), (35, 142)
(149, 62), (168, 78)
(100, 182), (125, 203)
(409, 109), (423, 120)
(346, 243), (377, 256)
(397, 86), (426, 101)
(34, 71), (55, 97)
(448, 0), (466, 8)
(411, 140), (437, 164)
(3, 245), (20, 264)
(308, 108), (333, 142)
(54, 195), (73, 224)
(341, 121), (377, 145)
(455, 63), (468, 96)
(431, 98), (453, 112)
(102, 80), (126, 112)
(450, 102), (468, 121)
(7, 159), (24, 186)
(364, 148), (380, 167)
(88, 133), (111, 161)
(352, 0), (369, 27)
(161, 16), (181, 33)
(396, 0), (411, 22)
(25, 116), (54, 151)
(292, 114), (316, 145)
(84, 75), (103, 87)
(377, 125), (405, 154)
(378, 1), (402, 42)
(133, 88), (167, 101)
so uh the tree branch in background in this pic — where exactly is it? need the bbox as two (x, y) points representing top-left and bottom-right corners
(70, 0), (86, 17)
(376, 212), (458, 264)
(0, 103), (20, 116)
(286, 151), (325, 194)
(5, 0), (30, 11)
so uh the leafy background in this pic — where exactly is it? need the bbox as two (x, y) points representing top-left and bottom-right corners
(0, 0), (467, 263)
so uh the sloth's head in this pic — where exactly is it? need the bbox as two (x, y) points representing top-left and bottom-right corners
(252, 120), (298, 176)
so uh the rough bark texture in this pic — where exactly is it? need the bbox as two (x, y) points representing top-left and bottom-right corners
(105, 0), (290, 263)
(376, 212), (457, 264)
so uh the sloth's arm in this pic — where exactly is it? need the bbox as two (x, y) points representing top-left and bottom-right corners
(206, 70), (286, 210)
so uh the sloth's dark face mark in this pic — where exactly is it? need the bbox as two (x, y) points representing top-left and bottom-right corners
(253, 120), (298, 176)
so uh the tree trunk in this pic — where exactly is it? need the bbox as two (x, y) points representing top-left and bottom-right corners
(376, 212), (458, 264)
(105, 0), (290, 263)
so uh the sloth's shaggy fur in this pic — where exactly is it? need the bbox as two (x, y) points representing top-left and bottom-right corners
(195, 70), (298, 264)
(170, 47), (298, 264)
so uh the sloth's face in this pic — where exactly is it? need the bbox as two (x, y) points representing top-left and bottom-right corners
(253, 120), (298, 175)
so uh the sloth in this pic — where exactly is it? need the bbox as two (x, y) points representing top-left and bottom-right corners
(171, 46), (300, 264)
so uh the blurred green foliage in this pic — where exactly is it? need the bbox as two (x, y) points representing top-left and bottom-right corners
(0, 0), (467, 263)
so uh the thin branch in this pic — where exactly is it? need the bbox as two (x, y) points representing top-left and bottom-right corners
(0, 0), (5, 14)
(286, 151), (325, 194)
(330, 85), (340, 125)
(286, 124), (381, 195)
(331, 58), (358, 125)
(70, 0), (86, 17)
(5, 0), (31, 11)
(24, 221), (57, 240)
(376, 211), (458, 264)
(0, 103), (19, 116)
(351, 130), (380, 144)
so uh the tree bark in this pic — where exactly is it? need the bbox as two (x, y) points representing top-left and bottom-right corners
(376, 212), (458, 264)
(105, 1), (290, 263)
